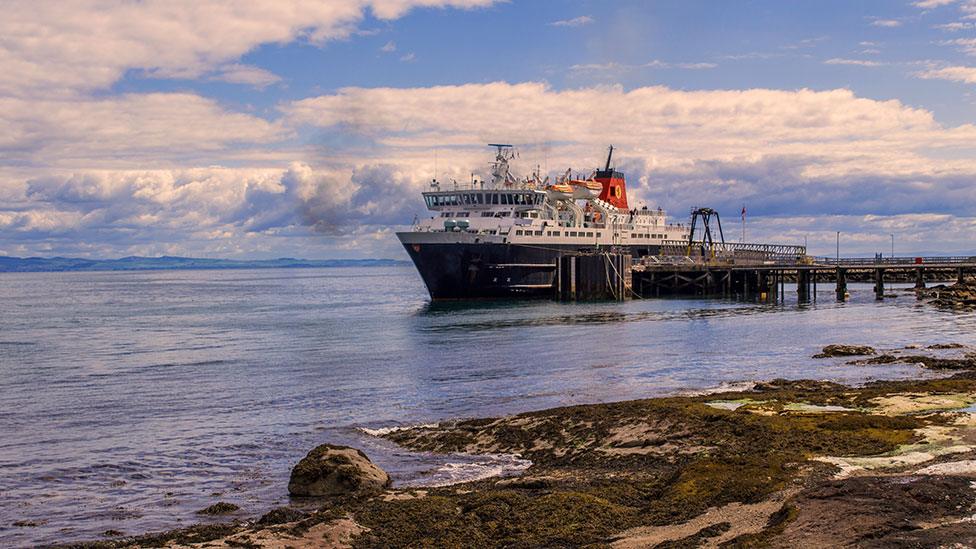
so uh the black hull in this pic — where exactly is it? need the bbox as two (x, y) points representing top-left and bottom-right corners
(402, 242), (658, 300)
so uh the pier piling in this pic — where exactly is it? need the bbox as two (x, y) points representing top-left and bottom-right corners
(836, 268), (848, 301)
(797, 269), (810, 302)
(557, 253), (631, 301)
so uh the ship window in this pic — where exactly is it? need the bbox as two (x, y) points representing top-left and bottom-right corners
(535, 231), (543, 236)
(596, 232), (601, 238)
(501, 194), (509, 205)
(586, 232), (593, 237)
(491, 193), (499, 204)
(481, 212), (493, 217)
(631, 233), (637, 238)
(516, 230), (523, 236)
(553, 231), (561, 236)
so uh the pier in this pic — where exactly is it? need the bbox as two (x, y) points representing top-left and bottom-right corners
(630, 241), (976, 302)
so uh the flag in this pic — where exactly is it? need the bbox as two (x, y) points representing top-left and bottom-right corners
(741, 205), (746, 220)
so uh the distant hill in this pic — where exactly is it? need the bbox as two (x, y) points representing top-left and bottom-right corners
(0, 256), (410, 273)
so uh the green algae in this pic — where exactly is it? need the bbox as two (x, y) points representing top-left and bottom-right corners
(352, 491), (639, 549)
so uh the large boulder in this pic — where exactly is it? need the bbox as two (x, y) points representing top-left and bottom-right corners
(288, 444), (390, 497)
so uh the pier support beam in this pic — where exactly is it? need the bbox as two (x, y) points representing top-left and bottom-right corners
(915, 267), (926, 290)
(813, 270), (818, 302)
(836, 268), (848, 301)
(797, 269), (810, 302)
(874, 268), (885, 300)
(958, 268), (966, 285)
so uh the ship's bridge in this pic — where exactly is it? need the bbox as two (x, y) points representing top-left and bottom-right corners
(423, 190), (546, 209)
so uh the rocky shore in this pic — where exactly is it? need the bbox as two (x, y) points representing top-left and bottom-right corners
(62, 345), (976, 548)
(918, 278), (976, 310)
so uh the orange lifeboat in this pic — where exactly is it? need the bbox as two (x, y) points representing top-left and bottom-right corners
(566, 179), (602, 199)
(545, 183), (574, 200)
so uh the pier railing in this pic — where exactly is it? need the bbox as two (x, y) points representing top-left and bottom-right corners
(655, 240), (808, 265)
(814, 256), (976, 266)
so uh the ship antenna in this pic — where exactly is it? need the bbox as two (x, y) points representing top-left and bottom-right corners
(604, 145), (614, 172)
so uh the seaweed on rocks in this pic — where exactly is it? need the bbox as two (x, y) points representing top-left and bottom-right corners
(60, 349), (976, 548)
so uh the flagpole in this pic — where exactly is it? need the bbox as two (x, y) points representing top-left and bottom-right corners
(741, 205), (746, 243)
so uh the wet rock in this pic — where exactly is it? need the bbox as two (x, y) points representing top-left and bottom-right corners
(771, 475), (976, 547)
(12, 520), (38, 527)
(288, 444), (390, 497)
(918, 279), (976, 309)
(196, 502), (240, 515)
(853, 354), (976, 370)
(102, 529), (124, 537)
(928, 343), (965, 349)
(752, 379), (846, 392)
(257, 506), (307, 526)
(813, 345), (876, 358)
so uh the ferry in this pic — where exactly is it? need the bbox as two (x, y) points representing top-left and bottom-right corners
(397, 145), (691, 299)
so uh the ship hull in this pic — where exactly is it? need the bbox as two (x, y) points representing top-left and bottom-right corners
(398, 233), (659, 300)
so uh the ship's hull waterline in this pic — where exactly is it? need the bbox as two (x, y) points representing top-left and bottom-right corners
(398, 234), (659, 300)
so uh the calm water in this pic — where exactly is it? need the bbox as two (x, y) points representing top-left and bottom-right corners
(2, 266), (975, 546)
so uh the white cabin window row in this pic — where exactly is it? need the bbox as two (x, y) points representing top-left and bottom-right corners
(425, 192), (545, 208)
(630, 233), (668, 239)
(514, 230), (603, 238)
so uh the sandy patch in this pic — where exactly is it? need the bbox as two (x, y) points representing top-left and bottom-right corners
(177, 517), (364, 549)
(869, 393), (976, 415)
(815, 425), (975, 478)
(916, 460), (976, 476)
(610, 491), (796, 548)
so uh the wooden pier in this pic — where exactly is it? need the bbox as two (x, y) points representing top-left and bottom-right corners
(632, 244), (976, 302)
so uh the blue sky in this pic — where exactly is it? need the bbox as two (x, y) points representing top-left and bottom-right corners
(3, 0), (976, 258)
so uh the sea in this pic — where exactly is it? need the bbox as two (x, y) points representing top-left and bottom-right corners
(2, 265), (975, 546)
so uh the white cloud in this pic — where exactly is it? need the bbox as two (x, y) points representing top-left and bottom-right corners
(209, 64), (282, 88)
(824, 58), (885, 67)
(870, 19), (903, 27)
(913, 0), (959, 8)
(570, 60), (717, 72)
(381, 40), (397, 52)
(549, 15), (594, 27)
(400, 52), (416, 62)
(0, 93), (287, 168)
(942, 37), (976, 55)
(916, 65), (976, 83)
(935, 21), (976, 30)
(0, 0), (499, 97)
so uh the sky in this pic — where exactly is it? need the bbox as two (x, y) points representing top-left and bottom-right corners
(4, 0), (976, 259)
